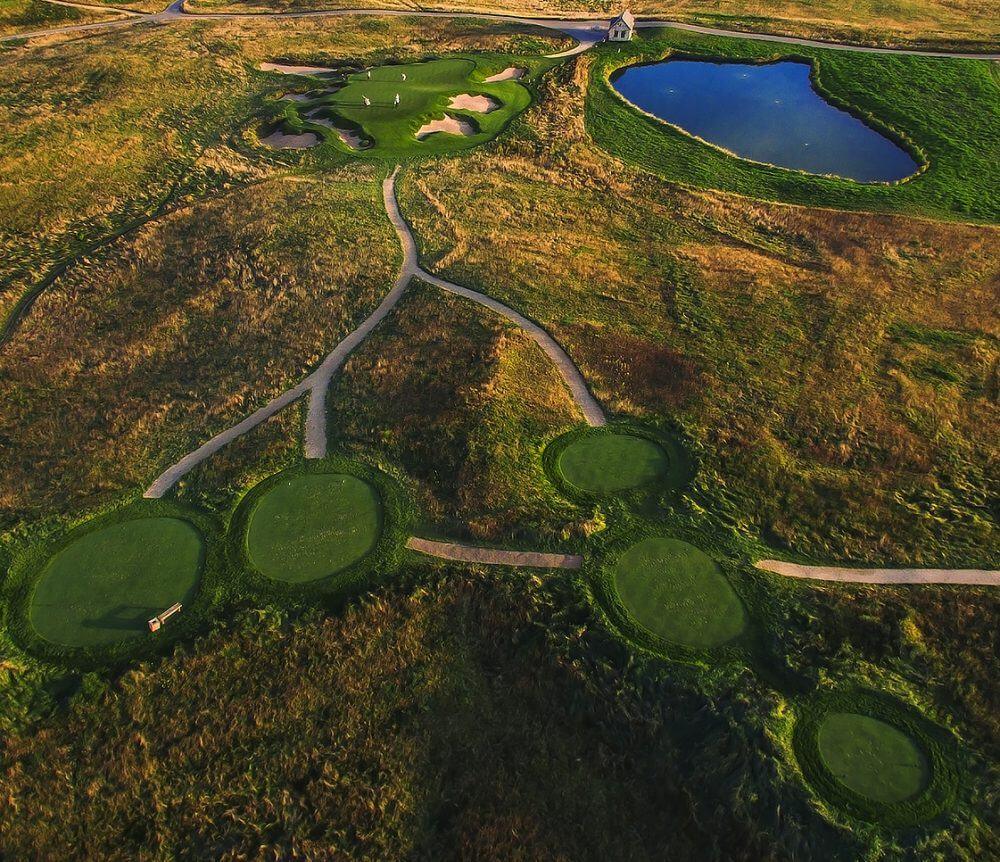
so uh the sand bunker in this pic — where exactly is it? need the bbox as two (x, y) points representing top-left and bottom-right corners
(448, 93), (501, 113)
(416, 115), (477, 140)
(484, 67), (526, 83)
(334, 128), (366, 150)
(260, 62), (338, 76)
(260, 129), (319, 149)
(306, 115), (367, 150)
(281, 92), (313, 102)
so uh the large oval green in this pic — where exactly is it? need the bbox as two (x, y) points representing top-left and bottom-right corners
(246, 473), (382, 584)
(612, 537), (746, 648)
(817, 712), (930, 804)
(29, 517), (204, 647)
(558, 433), (670, 493)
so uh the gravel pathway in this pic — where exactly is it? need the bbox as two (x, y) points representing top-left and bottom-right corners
(145, 168), (412, 497)
(756, 559), (1000, 586)
(5, 1), (997, 59)
(303, 168), (416, 457)
(382, 172), (607, 426)
(145, 166), (603, 497)
(407, 537), (583, 569)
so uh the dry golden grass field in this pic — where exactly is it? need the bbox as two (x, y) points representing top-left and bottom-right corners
(399, 58), (999, 566)
(1, 10), (998, 861)
(180, 0), (1000, 51)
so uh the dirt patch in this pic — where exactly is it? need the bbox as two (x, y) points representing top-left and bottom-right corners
(448, 93), (501, 113)
(407, 537), (582, 569)
(260, 129), (319, 149)
(484, 66), (525, 82)
(259, 62), (337, 76)
(416, 115), (476, 140)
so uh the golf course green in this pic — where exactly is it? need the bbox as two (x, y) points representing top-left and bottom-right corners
(612, 537), (746, 648)
(271, 57), (534, 158)
(245, 473), (382, 583)
(817, 712), (930, 804)
(28, 517), (204, 647)
(558, 432), (670, 493)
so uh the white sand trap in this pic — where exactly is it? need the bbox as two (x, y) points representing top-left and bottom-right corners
(281, 92), (313, 102)
(260, 129), (319, 149)
(334, 128), (366, 150)
(448, 93), (501, 113)
(259, 62), (337, 76)
(484, 67), (526, 83)
(416, 115), (476, 140)
(307, 116), (367, 150)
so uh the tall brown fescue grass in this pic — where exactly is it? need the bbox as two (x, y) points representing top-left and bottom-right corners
(0, 174), (397, 525)
(182, 0), (1000, 51)
(331, 282), (580, 543)
(399, 57), (1000, 566)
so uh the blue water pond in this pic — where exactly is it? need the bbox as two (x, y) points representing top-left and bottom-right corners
(611, 59), (919, 182)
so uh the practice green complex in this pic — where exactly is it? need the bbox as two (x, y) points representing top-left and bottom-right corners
(29, 517), (204, 647)
(817, 712), (930, 804)
(265, 56), (535, 158)
(245, 473), (383, 583)
(612, 537), (746, 649)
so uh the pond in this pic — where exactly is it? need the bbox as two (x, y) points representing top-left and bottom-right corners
(611, 59), (919, 182)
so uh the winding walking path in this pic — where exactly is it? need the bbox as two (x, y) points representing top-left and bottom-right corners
(145, 166), (602, 497)
(145, 168), (412, 497)
(756, 559), (1000, 586)
(4, 0), (998, 60)
(407, 536), (583, 568)
(382, 174), (606, 427)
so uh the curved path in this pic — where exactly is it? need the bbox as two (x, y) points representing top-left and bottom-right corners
(382, 172), (607, 426)
(407, 536), (583, 569)
(145, 166), (602, 497)
(145, 168), (412, 497)
(756, 559), (1000, 586)
(5, 0), (998, 60)
(42, 0), (144, 15)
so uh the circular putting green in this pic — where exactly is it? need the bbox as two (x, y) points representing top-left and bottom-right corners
(612, 537), (746, 649)
(817, 712), (930, 804)
(29, 517), (204, 647)
(558, 432), (671, 493)
(246, 473), (382, 584)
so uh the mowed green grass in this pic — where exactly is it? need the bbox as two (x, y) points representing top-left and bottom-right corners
(29, 518), (204, 647)
(613, 538), (746, 648)
(558, 433), (669, 493)
(280, 57), (534, 158)
(246, 474), (382, 583)
(817, 712), (930, 804)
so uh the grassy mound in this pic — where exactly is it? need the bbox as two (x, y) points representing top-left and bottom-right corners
(793, 690), (960, 826)
(28, 517), (204, 647)
(558, 433), (669, 493)
(545, 424), (694, 502)
(817, 712), (929, 804)
(245, 473), (382, 584)
(269, 56), (537, 159)
(612, 537), (746, 649)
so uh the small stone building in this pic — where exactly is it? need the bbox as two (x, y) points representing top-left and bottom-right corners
(608, 10), (636, 41)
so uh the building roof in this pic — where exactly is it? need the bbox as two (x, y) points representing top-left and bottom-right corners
(611, 10), (635, 28)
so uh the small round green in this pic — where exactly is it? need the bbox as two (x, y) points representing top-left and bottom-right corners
(246, 473), (382, 584)
(558, 433), (670, 493)
(613, 537), (746, 648)
(29, 517), (204, 647)
(817, 712), (930, 804)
